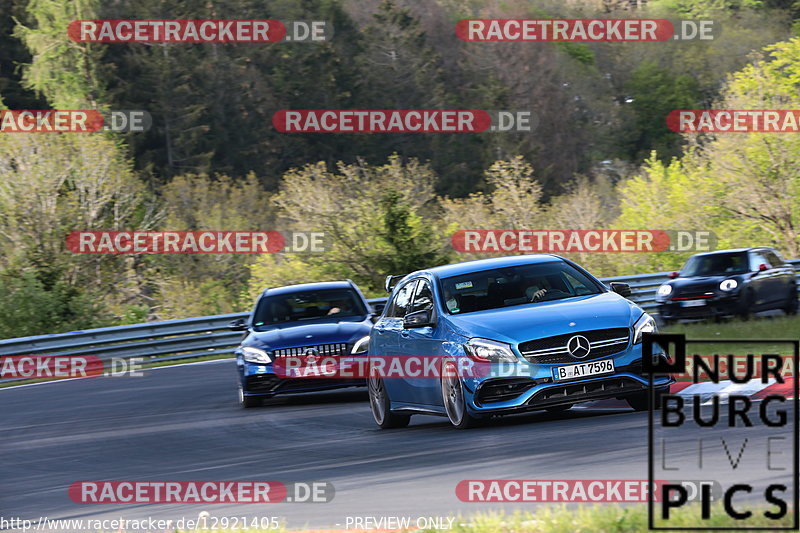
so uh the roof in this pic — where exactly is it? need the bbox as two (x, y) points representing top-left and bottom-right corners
(263, 280), (354, 296)
(692, 247), (770, 256)
(419, 254), (563, 279)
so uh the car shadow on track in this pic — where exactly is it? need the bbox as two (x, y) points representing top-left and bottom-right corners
(258, 388), (369, 407)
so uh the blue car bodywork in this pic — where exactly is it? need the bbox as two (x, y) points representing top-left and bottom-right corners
(234, 280), (376, 407)
(368, 255), (674, 428)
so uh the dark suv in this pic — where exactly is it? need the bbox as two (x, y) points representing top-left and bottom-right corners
(231, 280), (378, 407)
(656, 247), (797, 322)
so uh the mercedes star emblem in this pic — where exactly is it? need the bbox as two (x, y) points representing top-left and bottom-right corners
(566, 335), (591, 358)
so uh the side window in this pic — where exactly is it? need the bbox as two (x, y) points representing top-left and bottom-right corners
(764, 251), (783, 268)
(748, 251), (767, 271)
(410, 280), (434, 314)
(387, 280), (417, 318)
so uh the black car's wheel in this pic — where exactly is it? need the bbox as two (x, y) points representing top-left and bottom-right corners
(785, 288), (798, 315)
(738, 289), (754, 320)
(626, 387), (667, 411)
(368, 376), (410, 429)
(238, 384), (260, 408)
(545, 404), (573, 413)
(441, 360), (481, 429)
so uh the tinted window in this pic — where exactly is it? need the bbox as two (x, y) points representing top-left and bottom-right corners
(764, 251), (784, 268)
(683, 252), (749, 276)
(440, 261), (602, 315)
(252, 289), (366, 327)
(387, 280), (417, 318)
(410, 280), (434, 314)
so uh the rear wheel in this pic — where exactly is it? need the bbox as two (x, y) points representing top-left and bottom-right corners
(441, 360), (481, 429)
(368, 376), (410, 429)
(626, 387), (667, 411)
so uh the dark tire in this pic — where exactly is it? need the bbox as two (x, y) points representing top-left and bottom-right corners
(626, 387), (667, 411)
(368, 376), (410, 429)
(785, 289), (798, 315)
(738, 289), (754, 320)
(441, 360), (481, 429)
(238, 384), (261, 408)
(545, 404), (573, 413)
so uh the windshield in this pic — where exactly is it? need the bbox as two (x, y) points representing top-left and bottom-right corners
(252, 288), (367, 327)
(681, 252), (748, 277)
(440, 261), (603, 315)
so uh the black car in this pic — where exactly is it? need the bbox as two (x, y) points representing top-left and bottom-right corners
(656, 247), (797, 322)
(230, 280), (380, 407)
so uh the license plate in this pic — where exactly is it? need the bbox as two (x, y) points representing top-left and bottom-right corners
(553, 359), (615, 381)
(680, 300), (706, 307)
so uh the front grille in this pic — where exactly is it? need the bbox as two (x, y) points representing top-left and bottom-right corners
(527, 377), (645, 407)
(519, 328), (629, 364)
(272, 343), (350, 358)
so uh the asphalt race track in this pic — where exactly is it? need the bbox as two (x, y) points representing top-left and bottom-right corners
(1, 359), (795, 530)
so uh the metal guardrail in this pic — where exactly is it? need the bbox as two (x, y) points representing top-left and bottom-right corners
(1, 264), (798, 384)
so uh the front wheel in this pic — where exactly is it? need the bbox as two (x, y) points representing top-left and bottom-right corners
(238, 384), (261, 408)
(626, 387), (667, 411)
(441, 360), (481, 429)
(738, 289), (754, 320)
(785, 289), (798, 315)
(368, 376), (410, 429)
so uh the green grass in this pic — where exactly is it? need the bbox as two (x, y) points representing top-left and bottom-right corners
(661, 314), (800, 357)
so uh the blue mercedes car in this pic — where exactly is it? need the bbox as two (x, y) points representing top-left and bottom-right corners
(231, 280), (378, 408)
(368, 255), (674, 428)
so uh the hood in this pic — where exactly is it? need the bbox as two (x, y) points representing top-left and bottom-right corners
(446, 292), (641, 345)
(248, 320), (371, 349)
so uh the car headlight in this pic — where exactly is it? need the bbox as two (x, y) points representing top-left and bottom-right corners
(633, 313), (657, 344)
(464, 338), (518, 363)
(351, 335), (370, 355)
(656, 284), (673, 297)
(720, 279), (738, 291)
(241, 346), (272, 364)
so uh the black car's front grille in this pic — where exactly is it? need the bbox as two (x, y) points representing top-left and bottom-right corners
(271, 343), (350, 358)
(519, 328), (630, 364)
(527, 377), (645, 407)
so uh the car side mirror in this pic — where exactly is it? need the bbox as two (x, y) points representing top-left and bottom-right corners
(609, 282), (632, 298)
(229, 318), (248, 331)
(759, 263), (768, 272)
(668, 271), (679, 279)
(403, 309), (434, 328)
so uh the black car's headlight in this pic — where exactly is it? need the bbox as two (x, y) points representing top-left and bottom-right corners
(464, 338), (518, 363)
(241, 346), (272, 364)
(633, 313), (657, 344)
(351, 335), (370, 355)
(656, 284), (673, 299)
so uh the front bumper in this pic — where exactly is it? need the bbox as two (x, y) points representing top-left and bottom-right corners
(238, 361), (364, 397)
(463, 345), (674, 414)
(658, 293), (740, 319)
